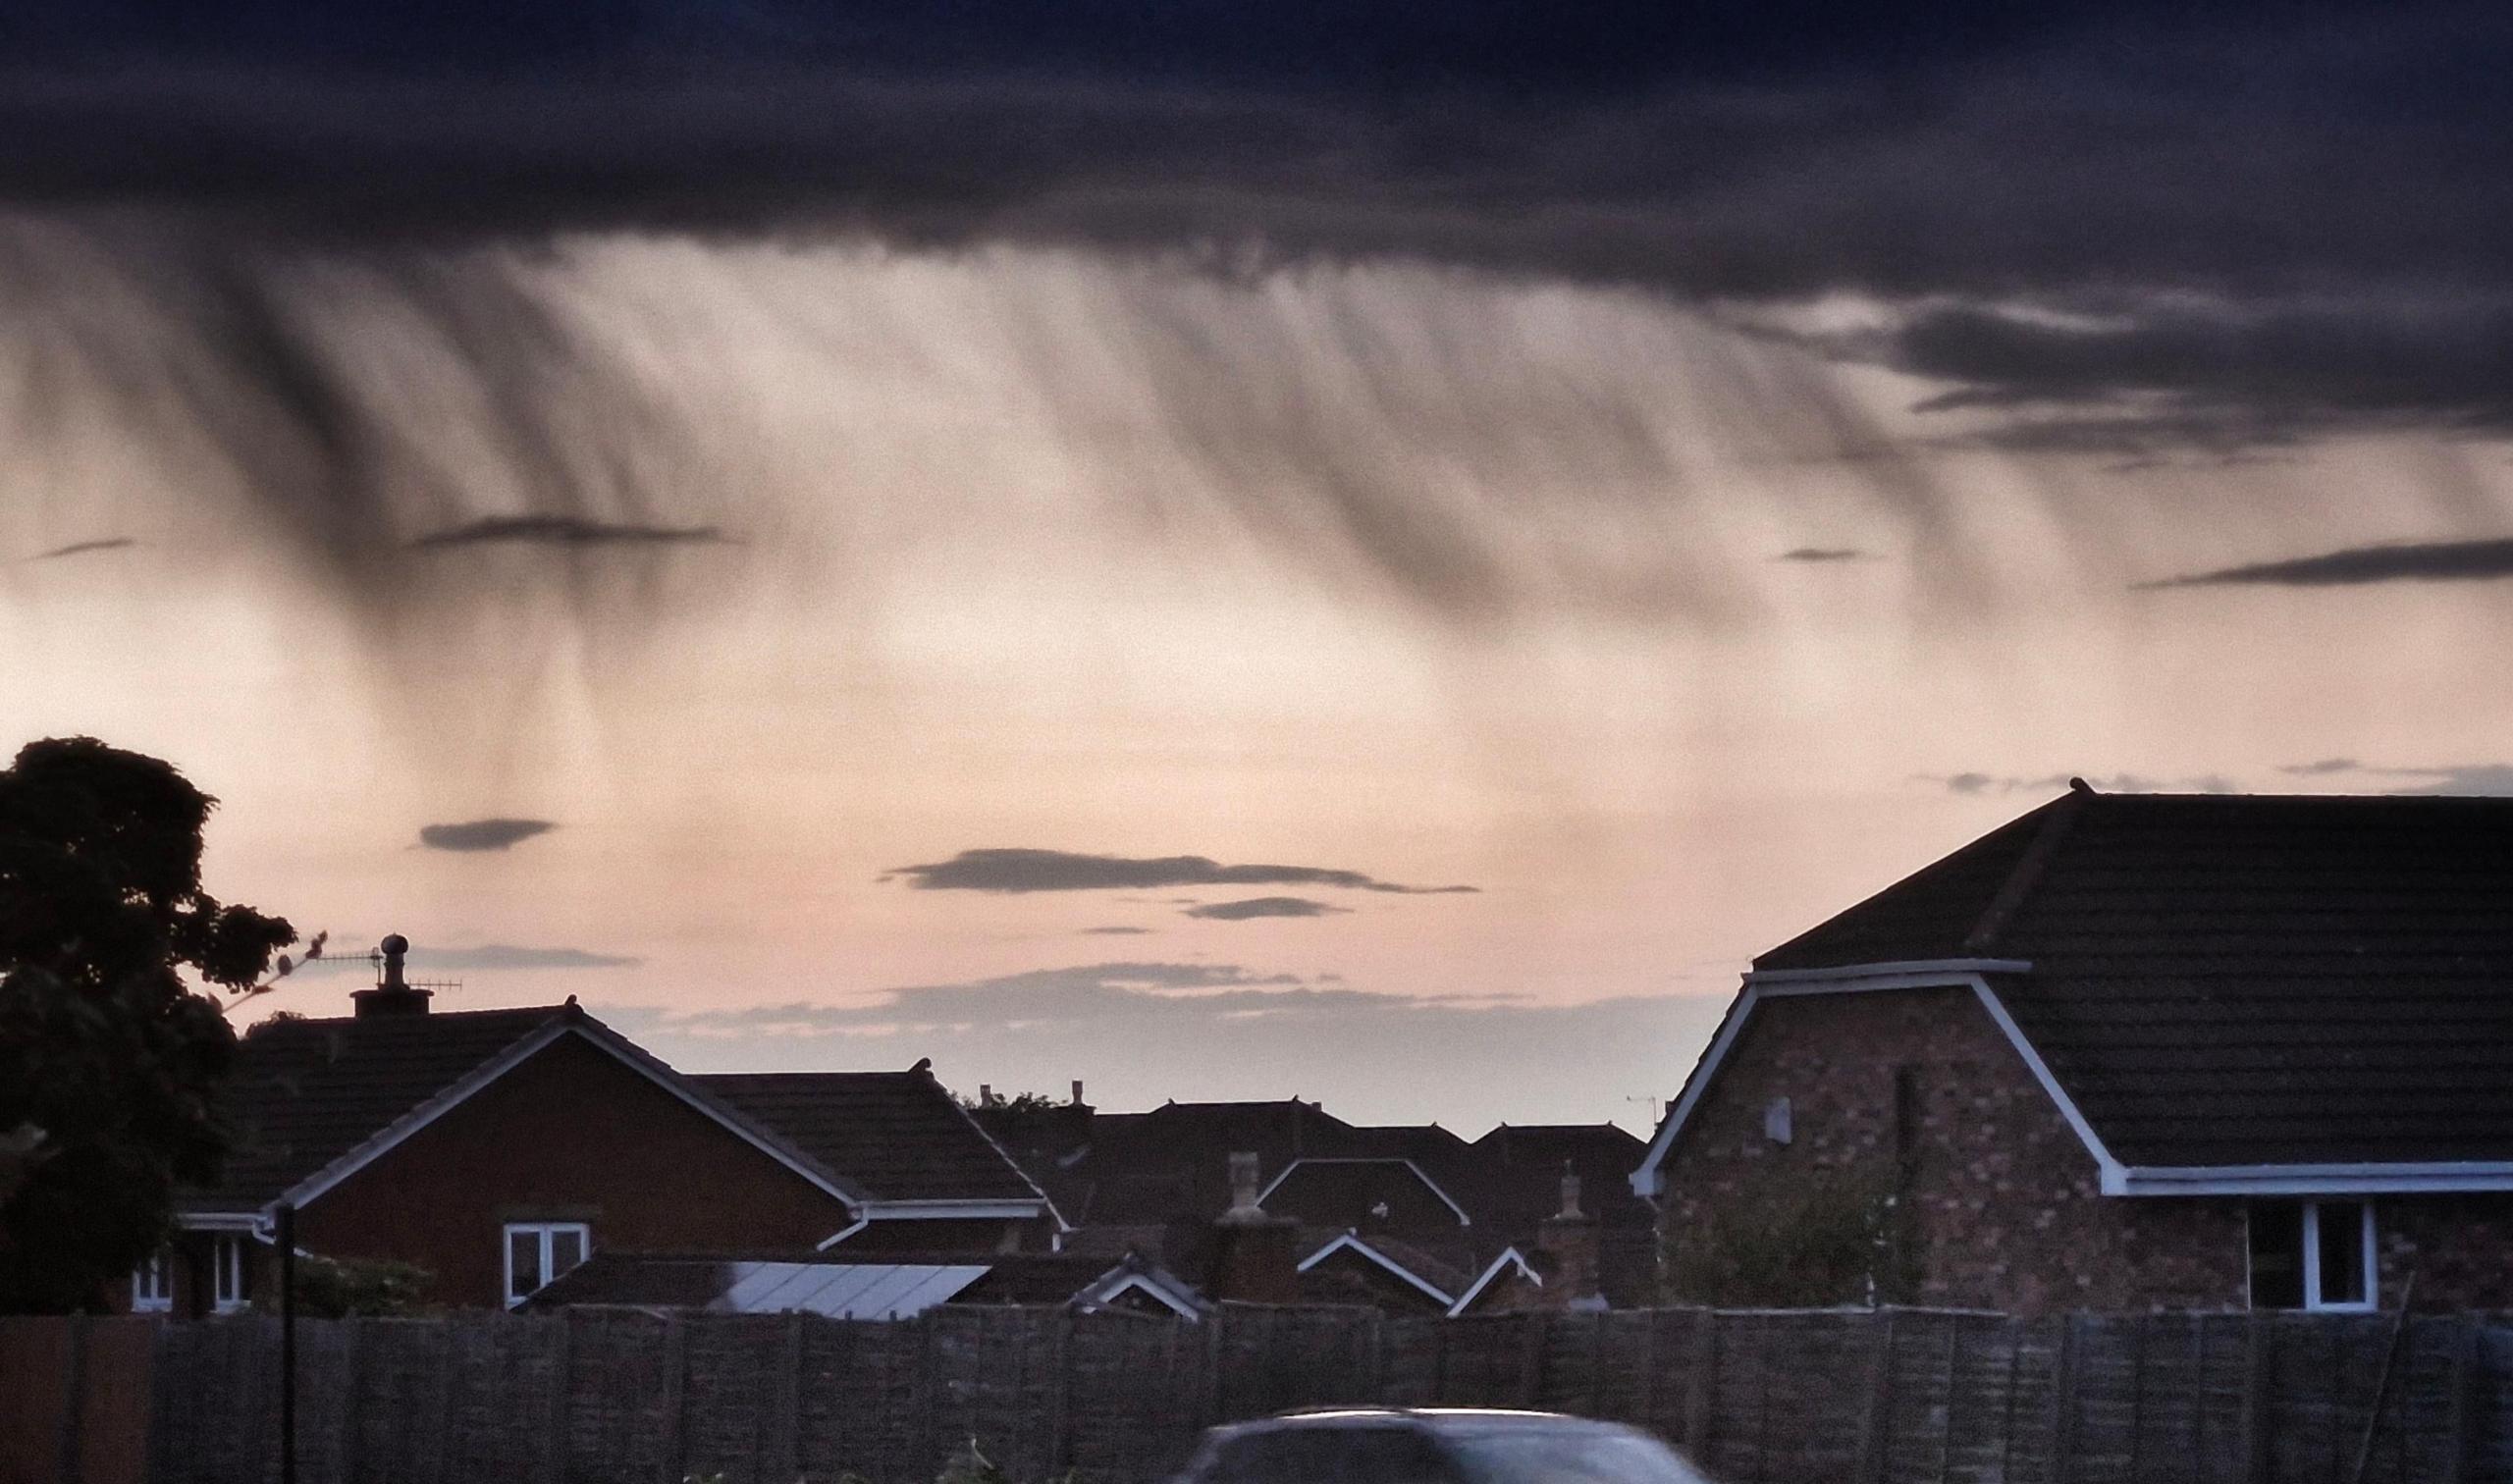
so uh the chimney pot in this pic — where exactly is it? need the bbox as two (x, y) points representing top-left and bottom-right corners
(1071, 1080), (1085, 1105)
(352, 934), (431, 1018)
(979, 1084), (993, 1106)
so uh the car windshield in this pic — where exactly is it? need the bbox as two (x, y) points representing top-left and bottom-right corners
(1437, 1425), (1710, 1484)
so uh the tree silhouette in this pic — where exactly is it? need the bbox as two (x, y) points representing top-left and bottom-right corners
(0, 737), (295, 1311)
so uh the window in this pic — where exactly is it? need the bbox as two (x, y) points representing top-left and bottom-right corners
(2249, 1200), (2375, 1311)
(211, 1236), (250, 1313)
(132, 1249), (174, 1313)
(503, 1222), (590, 1307)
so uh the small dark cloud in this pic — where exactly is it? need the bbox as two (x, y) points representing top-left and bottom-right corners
(417, 818), (556, 851)
(1081, 926), (1152, 935)
(2272, 760), (2513, 797)
(27, 537), (138, 562)
(1774, 547), (1875, 563)
(1921, 770), (2237, 796)
(1182, 897), (1352, 921)
(408, 515), (726, 550)
(2136, 538), (2513, 590)
(885, 848), (1475, 895)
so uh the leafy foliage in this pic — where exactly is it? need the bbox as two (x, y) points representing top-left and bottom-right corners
(289, 1253), (435, 1318)
(1661, 1169), (1916, 1308)
(0, 737), (295, 1312)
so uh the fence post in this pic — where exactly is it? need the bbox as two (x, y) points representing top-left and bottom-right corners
(1853, 1309), (1898, 1484)
(657, 1319), (689, 1484)
(1520, 1313), (1548, 1406)
(539, 1316), (570, 1484)
(55, 1311), (89, 1484)
(1047, 1310), (1075, 1478)
(2444, 1316), (2477, 1484)
(2243, 1314), (2276, 1484)
(769, 1312), (804, 1484)
(2050, 1314), (2085, 1484)
(1683, 1311), (1717, 1460)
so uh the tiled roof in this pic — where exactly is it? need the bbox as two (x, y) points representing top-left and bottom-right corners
(1750, 789), (2513, 1168)
(191, 1006), (569, 1211)
(698, 1071), (1046, 1204)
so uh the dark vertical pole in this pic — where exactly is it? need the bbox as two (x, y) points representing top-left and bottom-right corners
(277, 1201), (297, 1484)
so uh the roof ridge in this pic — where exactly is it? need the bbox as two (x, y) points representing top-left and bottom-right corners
(1961, 791), (2087, 955)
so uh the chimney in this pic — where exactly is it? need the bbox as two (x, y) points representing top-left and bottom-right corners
(1206, 1151), (1300, 1304)
(980, 1084), (994, 1106)
(350, 935), (431, 1019)
(1535, 1163), (1601, 1307)
(1071, 1080), (1085, 1106)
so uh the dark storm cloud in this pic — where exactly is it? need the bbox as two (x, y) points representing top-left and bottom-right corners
(408, 515), (726, 549)
(0, 6), (2506, 465)
(886, 848), (1475, 895)
(1775, 547), (1874, 563)
(25, 537), (138, 561)
(417, 817), (557, 851)
(1181, 896), (1352, 921)
(2138, 538), (2513, 590)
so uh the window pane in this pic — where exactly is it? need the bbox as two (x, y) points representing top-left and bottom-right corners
(551, 1228), (585, 1277)
(508, 1229), (542, 1298)
(216, 1240), (239, 1304)
(2318, 1202), (2369, 1305)
(2248, 1203), (2304, 1309)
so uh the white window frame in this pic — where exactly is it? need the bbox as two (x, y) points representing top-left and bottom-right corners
(132, 1249), (174, 1313)
(211, 1235), (248, 1314)
(2301, 1199), (2378, 1312)
(502, 1222), (591, 1308)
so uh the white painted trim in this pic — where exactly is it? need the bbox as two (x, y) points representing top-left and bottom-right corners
(856, 1199), (1048, 1220)
(1296, 1232), (1456, 1306)
(814, 1217), (873, 1251)
(1446, 1246), (1540, 1317)
(503, 1221), (591, 1309)
(176, 1212), (267, 1233)
(1630, 969), (2125, 1199)
(1078, 1268), (1208, 1320)
(270, 1015), (868, 1216)
(2120, 1163), (2513, 1195)
(1256, 1158), (1473, 1227)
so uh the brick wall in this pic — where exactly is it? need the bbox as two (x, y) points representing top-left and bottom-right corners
(2379, 1193), (2513, 1310)
(297, 1032), (851, 1306)
(1655, 985), (2248, 1313)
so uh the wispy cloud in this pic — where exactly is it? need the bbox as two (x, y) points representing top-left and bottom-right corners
(1774, 547), (1875, 563)
(417, 818), (557, 851)
(297, 942), (640, 975)
(1080, 926), (1152, 935)
(886, 848), (1474, 895)
(408, 515), (726, 550)
(2136, 538), (2513, 590)
(26, 537), (138, 562)
(1182, 896), (1351, 921)
(2273, 760), (2513, 796)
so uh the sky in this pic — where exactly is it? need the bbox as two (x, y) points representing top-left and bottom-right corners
(5, 2), (2512, 1133)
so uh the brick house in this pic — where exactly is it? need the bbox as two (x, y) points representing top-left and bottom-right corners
(1631, 785), (2513, 1314)
(130, 939), (1057, 1316)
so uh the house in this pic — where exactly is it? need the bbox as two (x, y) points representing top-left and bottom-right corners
(131, 937), (1057, 1316)
(1631, 785), (2513, 1314)
(975, 1094), (1656, 1312)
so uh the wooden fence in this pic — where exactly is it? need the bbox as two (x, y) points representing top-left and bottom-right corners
(10, 1306), (2513, 1484)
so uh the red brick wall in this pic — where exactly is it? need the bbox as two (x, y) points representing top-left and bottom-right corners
(296, 1031), (850, 1306)
(2379, 1193), (2513, 1309)
(1656, 985), (2249, 1314)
